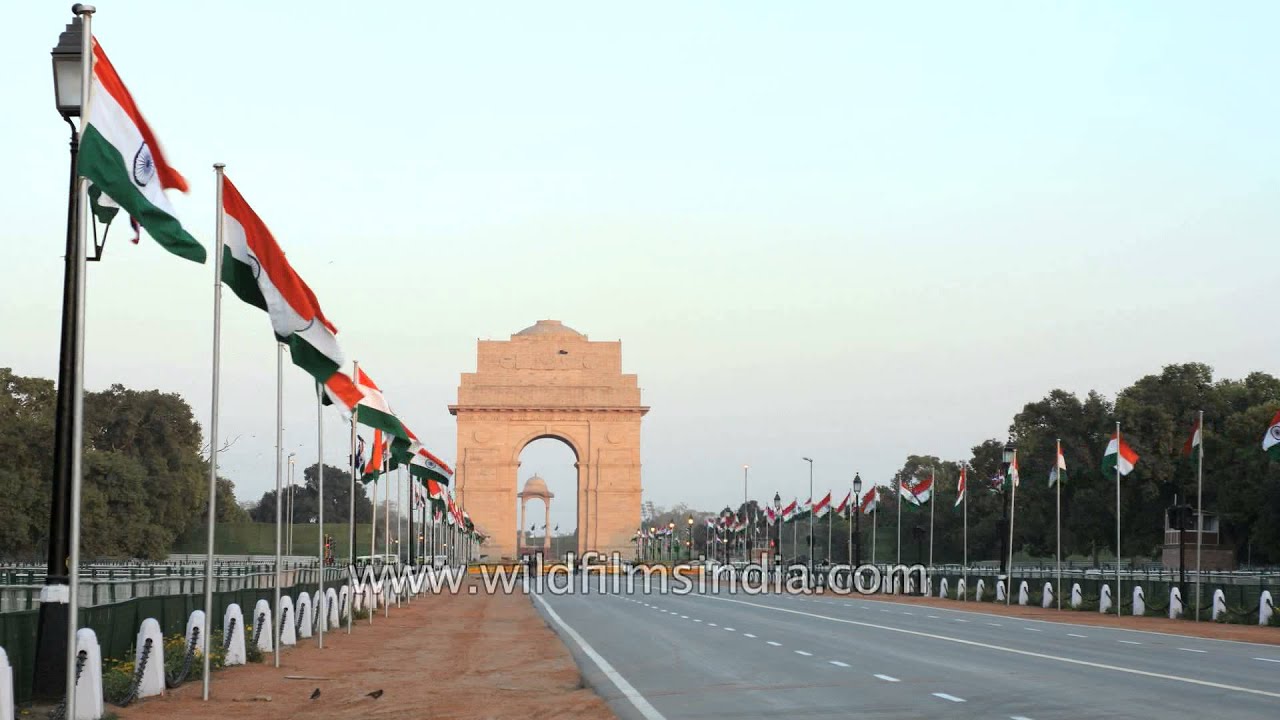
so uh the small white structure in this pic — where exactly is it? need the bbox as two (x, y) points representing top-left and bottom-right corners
(223, 603), (247, 666)
(1259, 591), (1273, 626)
(1042, 582), (1054, 609)
(939, 578), (950, 599)
(1018, 581), (1030, 606)
(278, 595), (297, 646)
(1169, 587), (1183, 619)
(1, 647), (16, 720)
(297, 593), (313, 639)
(185, 610), (207, 656)
(975, 579), (985, 602)
(252, 599), (273, 653)
(1132, 586), (1145, 616)
(1100, 584), (1112, 614)
(1212, 589), (1227, 621)
(995, 579), (1006, 602)
(74, 628), (104, 720)
(1070, 583), (1083, 609)
(338, 585), (351, 619)
(135, 618), (166, 699)
(956, 577), (967, 600)
(326, 588), (339, 628)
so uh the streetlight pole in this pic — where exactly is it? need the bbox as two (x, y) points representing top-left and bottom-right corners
(34, 8), (94, 702)
(686, 516), (694, 562)
(287, 453), (296, 555)
(802, 457), (814, 573)
(999, 443), (1015, 575)
(772, 492), (781, 575)
(852, 474), (863, 567)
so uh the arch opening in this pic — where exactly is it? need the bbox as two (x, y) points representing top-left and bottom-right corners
(516, 437), (578, 560)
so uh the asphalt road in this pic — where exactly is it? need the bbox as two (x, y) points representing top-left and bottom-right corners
(531, 580), (1280, 720)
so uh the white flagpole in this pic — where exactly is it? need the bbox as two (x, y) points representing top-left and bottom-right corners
(383, 454), (390, 618)
(962, 465), (968, 600)
(395, 466), (402, 607)
(272, 343), (284, 667)
(63, 10), (94, 716)
(1006, 450), (1018, 607)
(928, 467), (935, 572)
(346, 361), (358, 634)
(201, 162), (227, 700)
(896, 480), (902, 567)
(1195, 410), (1204, 621)
(316, 382), (325, 648)
(871, 501), (877, 566)
(1056, 438), (1062, 611)
(1115, 421), (1122, 618)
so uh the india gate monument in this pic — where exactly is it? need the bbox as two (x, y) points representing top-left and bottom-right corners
(449, 320), (648, 560)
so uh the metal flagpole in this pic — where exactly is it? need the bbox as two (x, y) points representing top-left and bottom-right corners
(928, 467), (935, 572)
(871, 502), (877, 566)
(1056, 438), (1062, 611)
(62, 12), (93, 714)
(896, 479), (902, 567)
(962, 465), (968, 600)
(316, 382), (325, 648)
(273, 343), (284, 667)
(826, 504), (832, 565)
(346, 361), (358, 634)
(846, 482), (853, 566)
(1195, 410), (1204, 621)
(202, 162), (227, 700)
(383, 455), (390, 618)
(1006, 450), (1018, 606)
(1115, 421), (1122, 618)
(395, 466), (402, 606)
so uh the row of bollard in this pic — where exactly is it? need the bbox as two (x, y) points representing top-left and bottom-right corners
(0, 567), (431, 720)
(927, 576), (1274, 625)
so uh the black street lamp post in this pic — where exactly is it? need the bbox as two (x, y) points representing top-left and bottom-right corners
(852, 474), (863, 567)
(998, 442), (1015, 574)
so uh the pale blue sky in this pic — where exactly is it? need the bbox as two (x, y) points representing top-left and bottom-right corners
(4, 2), (1277, 533)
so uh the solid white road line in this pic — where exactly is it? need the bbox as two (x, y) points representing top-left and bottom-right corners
(932, 693), (966, 703)
(795, 650), (813, 656)
(829, 660), (850, 667)
(694, 595), (1280, 701)
(874, 674), (900, 682)
(1179, 648), (1207, 653)
(531, 594), (666, 720)
(767, 641), (782, 646)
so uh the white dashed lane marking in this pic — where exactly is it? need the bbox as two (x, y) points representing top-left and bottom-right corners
(1067, 633), (1087, 638)
(1024, 628), (1043, 633)
(767, 641), (782, 646)
(795, 650), (813, 656)
(1179, 648), (1207, 654)
(743, 633), (756, 638)
(874, 674), (900, 682)
(932, 693), (966, 703)
(1254, 657), (1280, 664)
(829, 661), (850, 667)
(708, 623), (717, 627)
(1119, 640), (1142, 645)
(987, 622), (1003, 627)
(927, 615), (940, 619)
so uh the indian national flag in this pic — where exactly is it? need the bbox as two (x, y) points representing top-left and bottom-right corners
(1262, 411), (1280, 459)
(1183, 416), (1203, 457)
(359, 429), (388, 483)
(1101, 432), (1139, 477)
(954, 466), (966, 508)
(350, 368), (412, 439)
(1005, 451), (1020, 490)
(220, 175), (357, 402)
(780, 499), (798, 522)
(833, 491), (851, 518)
(812, 492), (832, 518)
(80, 40), (204, 263)
(1049, 447), (1066, 487)
(859, 487), (878, 514)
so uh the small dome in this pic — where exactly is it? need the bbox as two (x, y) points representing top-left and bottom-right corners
(514, 319), (583, 338)
(521, 474), (553, 498)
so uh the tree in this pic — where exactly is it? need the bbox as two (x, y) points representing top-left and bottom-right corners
(250, 463), (373, 525)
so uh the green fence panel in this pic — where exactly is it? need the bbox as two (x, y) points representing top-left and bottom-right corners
(0, 610), (38, 705)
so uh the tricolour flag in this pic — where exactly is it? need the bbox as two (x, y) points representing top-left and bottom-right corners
(812, 492), (832, 518)
(80, 40), (204, 263)
(899, 474), (933, 506)
(1006, 451), (1020, 490)
(350, 368), (412, 439)
(780, 499), (798, 522)
(859, 487), (878, 514)
(765, 505), (777, 526)
(954, 466), (966, 508)
(1183, 416), (1203, 457)
(1262, 411), (1280, 460)
(360, 429), (388, 482)
(220, 175), (357, 400)
(1101, 433), (1139, 477)
(833, 491), (851, 518)
(1049, 447), (1066, 487)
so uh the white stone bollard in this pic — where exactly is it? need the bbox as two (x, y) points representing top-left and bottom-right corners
(939, 578), (950, 599)
(363, 584), (376, 611)
(1100, 584), (1112, 614)
(956, 577), (967, 600)
(252, 599), (273, 653)
(296, 593), (313, 639)
(278, 595), (297, 646)
(1132, 586), (1145, 616)
(338, 586), (350, 620)
(1, 647), (15, 720)
(975, 579), (985, 602)
(1070, 583), (1083, 609)
(1042, 582), (1054, 609)
(326, 588), (339, 628)
(74, 628), (104, 720)
(223, 603), (247, 666)
(995, 579), (1006, 602)
(1018, 581), (1030, 606)
(1169, 587), (1183, 619)
(1212, 589), (1227, 621)
(924, 576), (932, 597)
(185, 610), (208, 657)
(135, 618), (166, 698)
(1259, 591), (1273, 626)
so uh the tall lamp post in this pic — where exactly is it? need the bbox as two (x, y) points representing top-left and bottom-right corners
(686, 515), (694, 561)
(852, 474), (863, 566)
(667, 521), (675, 562)
(286, 452), (296, 555)
(772, 492), (782, 567)
(742, 465), (749, 562)
(802, 457), (814, 571)
(999, 442), (1015, 574)
(34, 8), (94, 702)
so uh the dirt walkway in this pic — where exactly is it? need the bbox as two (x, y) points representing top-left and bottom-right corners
(117, 584), (615, 720)
(821, 591), (1280, 645)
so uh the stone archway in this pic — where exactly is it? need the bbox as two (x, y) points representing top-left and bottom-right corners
(450, 320), (648, 561)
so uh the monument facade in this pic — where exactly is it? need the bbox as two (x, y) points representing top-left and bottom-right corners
(449, 320), (648, 560)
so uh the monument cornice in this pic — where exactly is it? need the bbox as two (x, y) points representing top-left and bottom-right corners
(449, 405), (650, 416)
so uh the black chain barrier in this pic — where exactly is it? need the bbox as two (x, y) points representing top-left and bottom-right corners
(112, 636), (153, 708)
(252, 611), (266, 648)
(46, 650), (88, 720)
(222, 616), (237, 654)
(165, 626), (200, 689)
(279, 606), (290, 638)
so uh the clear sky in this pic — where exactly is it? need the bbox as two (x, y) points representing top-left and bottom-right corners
(4, 2), (1278, 535)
